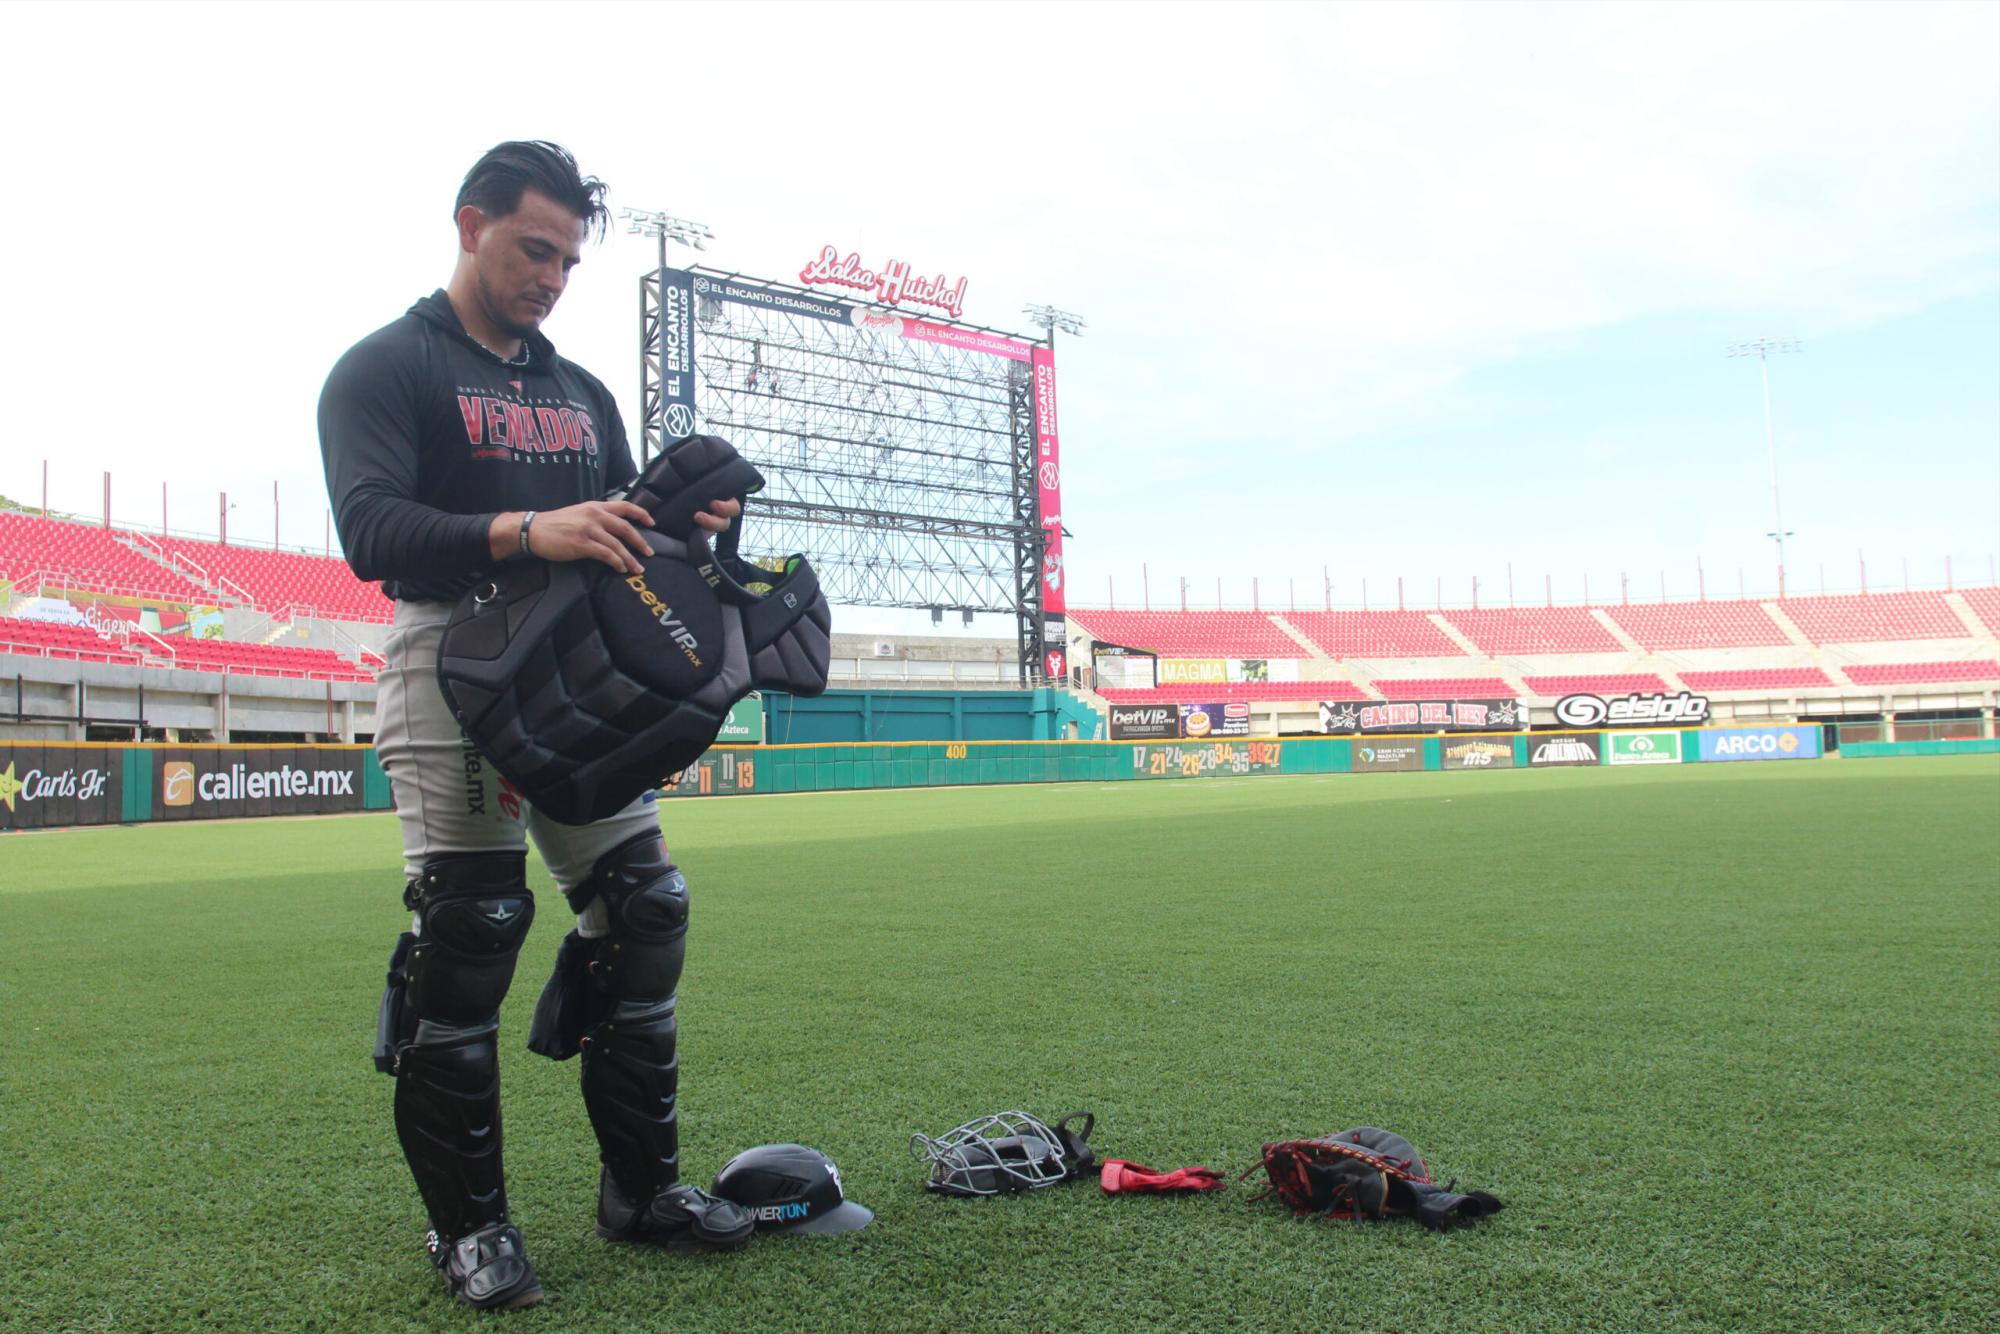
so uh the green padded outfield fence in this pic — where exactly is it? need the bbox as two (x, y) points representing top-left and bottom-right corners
(6, 718), (1992, 831)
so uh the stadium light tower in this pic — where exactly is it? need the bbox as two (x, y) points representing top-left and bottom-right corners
(1726, 337), (1800, 597)
(621, 206), (712, 268)
(1023, 303), (1086, 349)
(625, 207), (714, 464)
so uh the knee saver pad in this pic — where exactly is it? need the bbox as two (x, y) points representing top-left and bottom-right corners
(530, 836), (687, 1060)
(567, 833), (688, 1002)
(404, 852), (536, 1027)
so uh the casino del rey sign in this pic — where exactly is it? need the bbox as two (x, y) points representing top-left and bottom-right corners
(798, 245), (969, 320)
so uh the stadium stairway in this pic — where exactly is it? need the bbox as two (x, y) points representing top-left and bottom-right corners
(1760, 601), (1819, 651)
(111, 531), (238, 608)
(1584, 607), (1689, 692)
(1423, 612), (1487, 659)
(1265, 614), (1334, 660)
(1944, 591), (1996, 639)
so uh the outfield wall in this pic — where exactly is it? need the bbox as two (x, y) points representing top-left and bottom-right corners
(0, 741), (390, 831)
(656, 723), (1827, 796)
(10, 722), (1967, 830)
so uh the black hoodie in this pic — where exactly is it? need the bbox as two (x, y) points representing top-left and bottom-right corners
(318, 290), (637, 603)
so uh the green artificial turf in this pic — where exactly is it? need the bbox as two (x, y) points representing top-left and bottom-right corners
(2, 757), (1995, 1332)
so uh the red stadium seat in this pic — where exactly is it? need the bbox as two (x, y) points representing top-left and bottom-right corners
(1777, 592), (1968, 644)
(1440, 608), (1622, 655)
(1284, 611), (1463, 659)
(0, 512), (210, 602)
(0, 615), (146, 665)
(1842, 660), (2000, 686)
(152, 535), (394, 623)
(1678, 668), (1834, 692)
(1521, 673), (1669, 697)
(1957, 587), (2000, 637)
(1097, 681), (1366, 704)
(1603, 600), (1789, 650)
(1372, 677), (1514, 699)
(1069, 610), (1303, 657)
(156, 637), (377, 681)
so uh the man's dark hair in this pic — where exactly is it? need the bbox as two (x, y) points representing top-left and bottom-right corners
(455, 140), (610, 241)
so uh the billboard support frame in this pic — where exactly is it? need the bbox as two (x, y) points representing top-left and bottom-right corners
(637, 262), (1062, 684)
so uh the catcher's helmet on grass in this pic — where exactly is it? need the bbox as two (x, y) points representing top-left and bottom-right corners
(710, 1144), (873, 1235)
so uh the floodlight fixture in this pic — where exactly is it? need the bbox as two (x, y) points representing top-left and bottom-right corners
(620, 207), (714, 271)
(1022, 304), (1086, 340)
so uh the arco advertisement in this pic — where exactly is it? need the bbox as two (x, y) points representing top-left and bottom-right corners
(1697, 725), (1822, 763)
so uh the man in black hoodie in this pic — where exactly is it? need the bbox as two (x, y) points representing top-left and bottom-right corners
(320, 142), (751, 1311)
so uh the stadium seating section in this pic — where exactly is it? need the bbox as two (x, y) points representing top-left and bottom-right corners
(1678, 668), (1833, 692)
(1520, 673), (1670, 697)
(1284, 610), (1461, 659)
(1603, 599), (1789, 650)
(0, 513), (391, 622)
(0, 614), (373, 681)
(1099, 682), (1366, 704)
(150, 535), (393, 623)
(1842, 660), (2000, 687)
(1073, 610), (1303, 657)
(0, 512), (209, 602)
(0, 616), (144, 664)
(1372, 677), (1516, 700)
(1776, 592), (1967, 644)
(1960, 587), (2000, 637)
(1439, 607), (1624, 655)
(6, 504), (2000, 712)
(1068, 590), (2000, 708)
(158, 639), (375, 682)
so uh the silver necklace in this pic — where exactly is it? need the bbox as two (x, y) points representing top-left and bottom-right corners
(472, 331), (531, 366)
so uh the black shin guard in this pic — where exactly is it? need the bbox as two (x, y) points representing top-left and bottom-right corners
(378, 852), (535, 1242)
(531, 832), (688, 1207)
(395, 1019), (509, 1242)
(583, 995), (681, 1204)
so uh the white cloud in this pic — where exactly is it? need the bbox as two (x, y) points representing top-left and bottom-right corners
(0, 0), (1991, 604)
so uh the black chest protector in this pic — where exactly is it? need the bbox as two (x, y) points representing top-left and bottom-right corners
(435, 434), (830, 825)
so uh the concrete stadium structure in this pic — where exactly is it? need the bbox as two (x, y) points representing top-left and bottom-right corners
(3, 509), (1996, 742)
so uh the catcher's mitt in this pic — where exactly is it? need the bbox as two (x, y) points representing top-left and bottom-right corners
(1242, 1127), (1501, 1230)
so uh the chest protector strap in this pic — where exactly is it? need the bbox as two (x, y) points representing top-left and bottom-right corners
(435, 434), (831, 825)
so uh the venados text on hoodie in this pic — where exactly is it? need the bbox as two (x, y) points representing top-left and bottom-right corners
(319, 290), (638, 603)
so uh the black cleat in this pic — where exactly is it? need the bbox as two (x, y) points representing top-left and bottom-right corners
(428, 1222), (545, 1310)
(595, 1169), (755, 1252)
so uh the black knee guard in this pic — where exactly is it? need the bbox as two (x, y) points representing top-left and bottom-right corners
(528, 832), (688, 1204)
(375, 852), (536, 1242)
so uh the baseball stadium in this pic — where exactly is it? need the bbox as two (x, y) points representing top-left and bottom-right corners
(5, 6), (1998, 1332)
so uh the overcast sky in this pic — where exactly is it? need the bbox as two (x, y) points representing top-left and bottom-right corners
(3, 0), (1995, 633)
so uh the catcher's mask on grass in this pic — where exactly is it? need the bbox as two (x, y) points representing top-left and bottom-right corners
(436, 434), (831, 825)
(910, 1111), (1097, 1196)
(710, 1144), (873, 1235)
